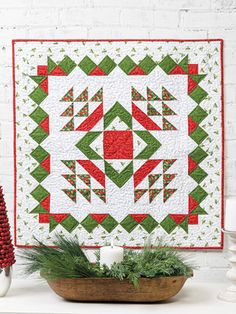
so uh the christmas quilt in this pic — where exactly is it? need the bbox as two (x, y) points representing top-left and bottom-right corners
(13, 39), (224, 248)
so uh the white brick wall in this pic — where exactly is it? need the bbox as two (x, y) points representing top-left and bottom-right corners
(0, 0), (235, 282)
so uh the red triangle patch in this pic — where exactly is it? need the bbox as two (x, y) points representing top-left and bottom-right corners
(130, 214), (148, 223)
(52, 214), (69, 223)
(169, 214), (187, 224)
(40, 195), (50, 211)
(39, 78), (48, 94)
(169, 65), (186, 75)
(90, 214), (108, 224)
(41, 155), (50, 172)
(129, 66), (146, 75)
(189, 195), (198, 212)
(132, 103), (162, 131)
(89, 66), (107, 76)
(39, 116), (49, 134)
(188, 156), (198, 174)
(50, 66), (67, 76)
(188, 116), (198, 134)
(188, 76), (198, 94)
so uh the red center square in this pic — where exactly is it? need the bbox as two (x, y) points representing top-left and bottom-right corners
(104, 131), (133, 159)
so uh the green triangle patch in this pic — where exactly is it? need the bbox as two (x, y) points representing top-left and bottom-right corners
(178, 55), (188, 73)
(31, 165), (49, 183)
(58, 56), (76, 75)
(159, 55), (177, 74)
(30, 204), (48, 214)
(81, 215), (98, 232)
(120, 215), (138, 233)
(160, 215), (177, 233)
(149, 189), (162, 203)
(191, 206), (207, 215)
(48, 57), (57, 74)
(162, 103), (177, 116)
(190, 126), (208, 144)
(138, 55), (157, 74)
(78, 174), (91, 187)
(163, 174), (176, 187)
(30, 76), (47, 85)
(60, 88), (73, 102)
(75, 103), (88, 117)
(62, 189), (76, 202)
(140, 215), (158, 233)
(163, 189), (176, 202)
(90, 88), (103, 102)
(30, 126), (48, 144)
(148, 174), (162, 187)
(62, 174), (76, 187)
(31, 145), (49, 163)
(163, 118), (177, 130)
(147, 87), (161, 101)
(31, 185), (49, 203)
(30, 107), (48, 124)
(49, 216), (59, 232)
(179, 217), (188, 233)
(29, 87), (48, 104)
(60, 214), (79, 232)
(100, 215), (118, 233)
(190, 74), (207, 84)
(61, 103), (74, 117)
(163, 159), (176, 173)
(189, 166), (208, 184)
(132, 87), (146, 101)
(134, 189), (148, 202)
(62, 160), (76, 173)
(162, 87), (176, 101)
(61, 118), (74, 131)
(78, 189), (91, 202)
(147, 103), (161, 116)
(74, 88), (88, 102)
(92, 189), (106, 202)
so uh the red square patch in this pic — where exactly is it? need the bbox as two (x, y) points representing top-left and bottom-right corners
(104, 131), (133, 159)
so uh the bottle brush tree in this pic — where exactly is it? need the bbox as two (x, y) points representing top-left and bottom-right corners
(0, 186), (15, 270)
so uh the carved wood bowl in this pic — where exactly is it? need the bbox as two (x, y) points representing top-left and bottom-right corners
(44, 271), (193, 303)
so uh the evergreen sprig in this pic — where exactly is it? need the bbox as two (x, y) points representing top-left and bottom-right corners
(19, 235), (102, 279)
(19, 236), (192, 286)
(103, 247), (192, 287)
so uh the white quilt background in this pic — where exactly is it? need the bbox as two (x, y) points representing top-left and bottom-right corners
(14, 40), (223, 248)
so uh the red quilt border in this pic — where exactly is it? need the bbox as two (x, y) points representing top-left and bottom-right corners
(12, 39), (224, 250)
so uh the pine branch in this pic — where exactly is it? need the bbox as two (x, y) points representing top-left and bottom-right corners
(19, 236), (192, 286)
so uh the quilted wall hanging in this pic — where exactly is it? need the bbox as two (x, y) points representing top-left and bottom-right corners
(13, 39), (224, 249)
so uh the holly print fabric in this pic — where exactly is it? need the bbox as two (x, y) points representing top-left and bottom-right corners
(13, 40), (224, 248)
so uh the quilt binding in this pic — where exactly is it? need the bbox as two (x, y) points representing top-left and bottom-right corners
(12, 39), (224, 250)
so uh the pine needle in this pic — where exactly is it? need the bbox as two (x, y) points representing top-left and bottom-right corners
(19, 236), (192, 286)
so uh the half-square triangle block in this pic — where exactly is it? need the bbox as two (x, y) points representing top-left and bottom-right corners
(14, 39), (223, 250)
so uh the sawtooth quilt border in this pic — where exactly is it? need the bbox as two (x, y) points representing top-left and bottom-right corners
(12, 39), (224, 250)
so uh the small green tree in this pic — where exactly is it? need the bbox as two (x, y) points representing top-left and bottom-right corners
(0, 186), (15, 270)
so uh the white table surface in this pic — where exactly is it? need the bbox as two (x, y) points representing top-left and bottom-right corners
(0, 278), (235, 314)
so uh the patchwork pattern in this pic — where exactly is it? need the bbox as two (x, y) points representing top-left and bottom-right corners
(134, 160), (177, 203)
(14, 40), (223, 248)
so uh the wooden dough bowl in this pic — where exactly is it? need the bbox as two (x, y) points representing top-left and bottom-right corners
(45, 273), (192, 303)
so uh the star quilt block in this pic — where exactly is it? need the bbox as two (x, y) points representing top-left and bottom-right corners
(13, 39), (224, 248)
